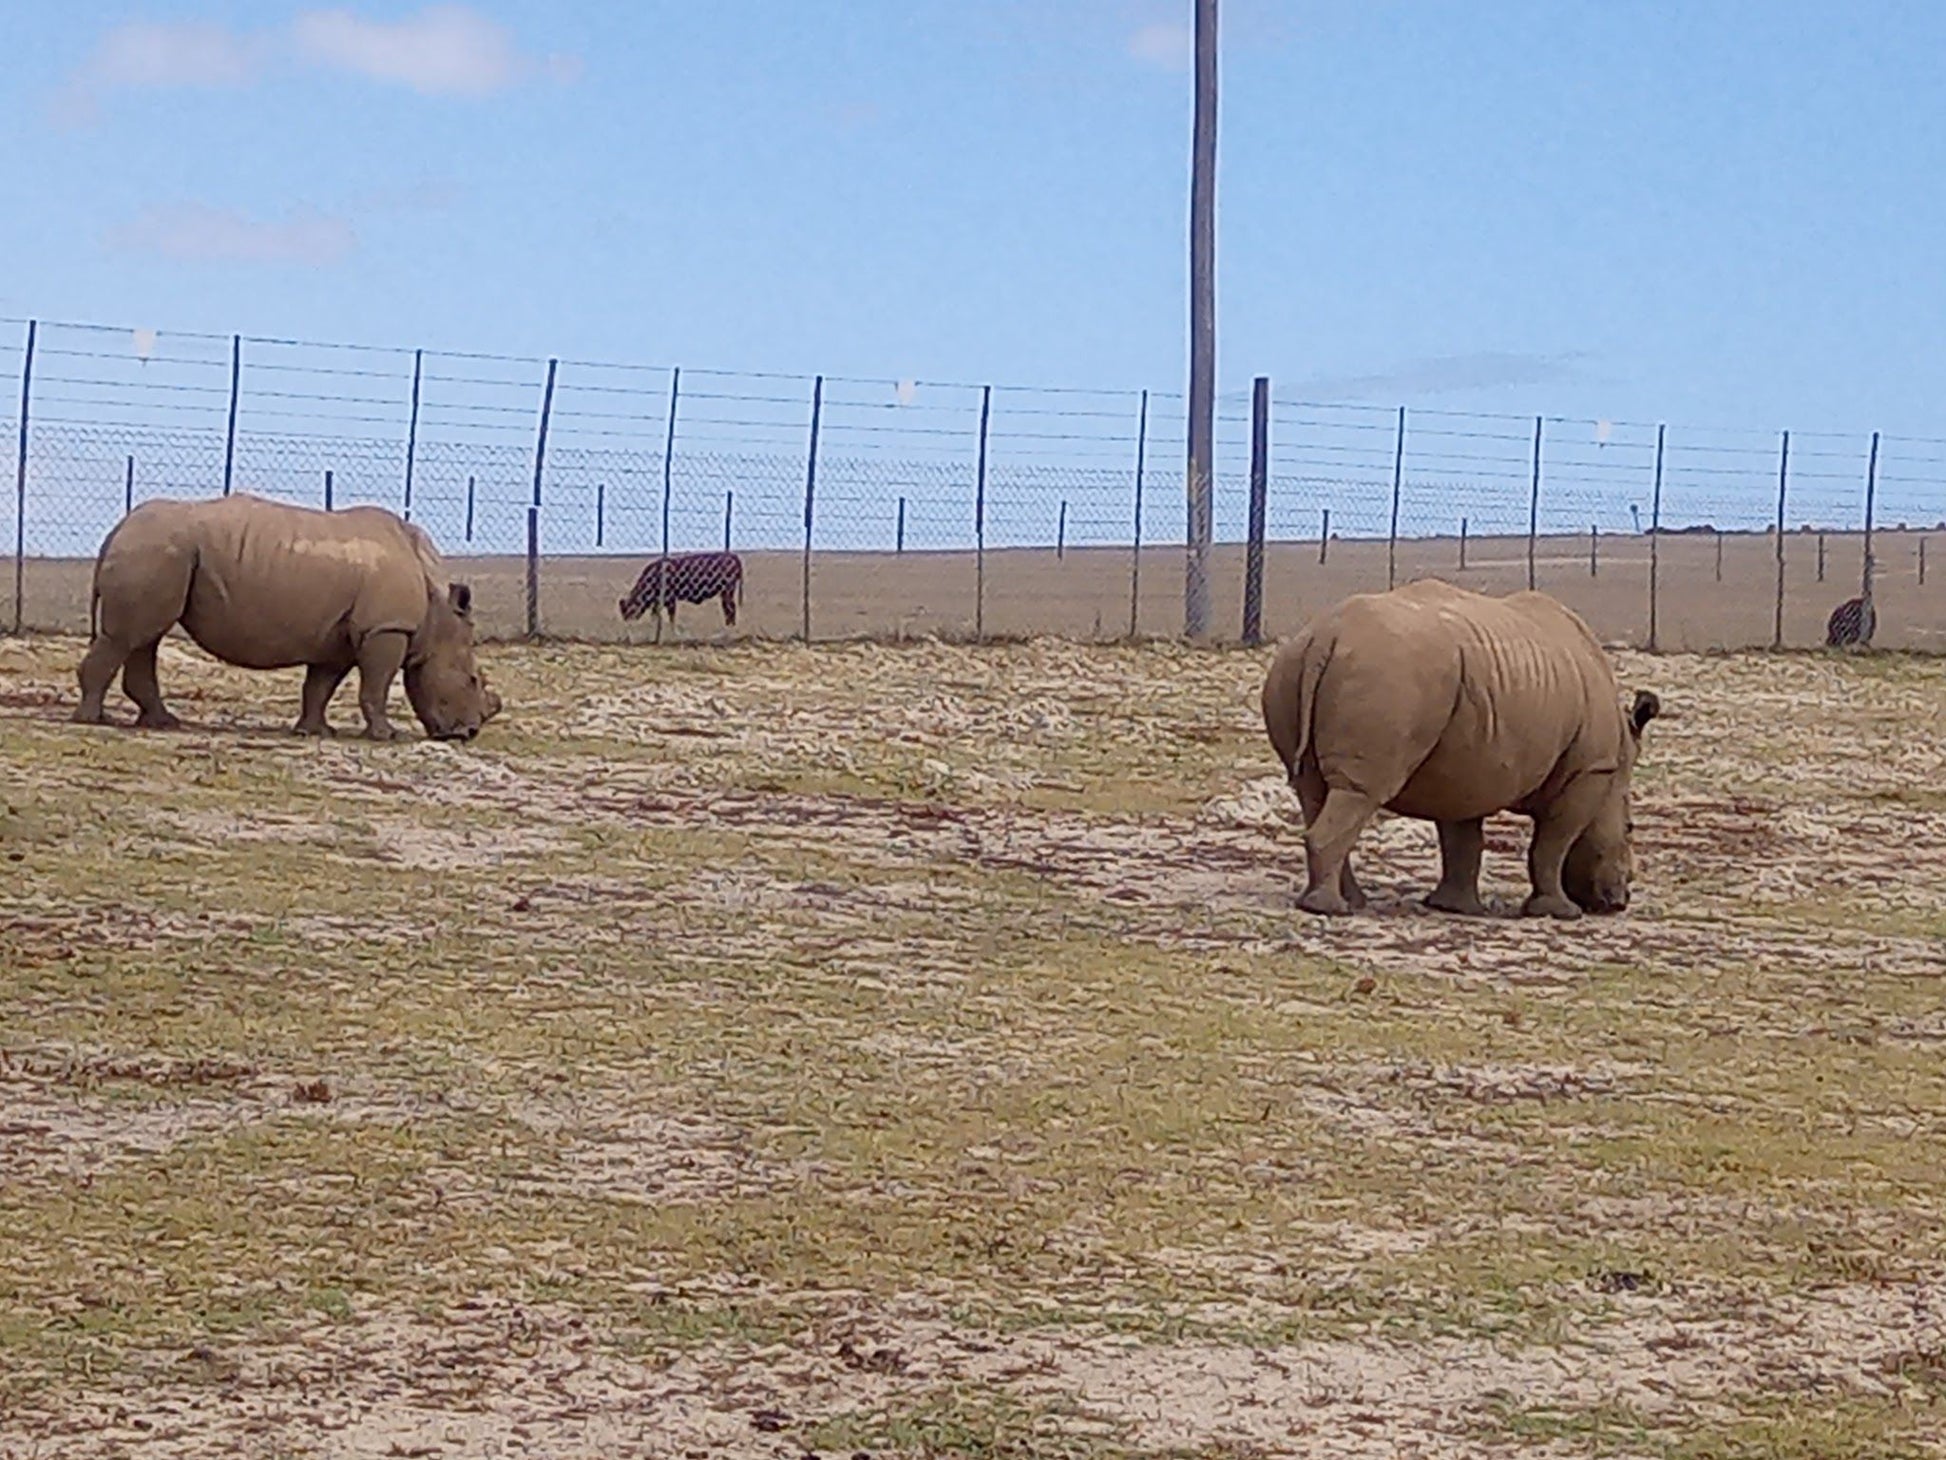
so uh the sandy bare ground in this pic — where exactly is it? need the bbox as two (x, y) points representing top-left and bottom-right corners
(11, 527), (1946, 651)
(3, 634), (1945, 1458)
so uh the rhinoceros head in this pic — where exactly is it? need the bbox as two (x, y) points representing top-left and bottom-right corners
(1562, 689), (1661, 914)
(404, 582), (499, 741)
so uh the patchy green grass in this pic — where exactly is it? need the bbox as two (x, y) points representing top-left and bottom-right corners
(3, 632), (1945, 1457)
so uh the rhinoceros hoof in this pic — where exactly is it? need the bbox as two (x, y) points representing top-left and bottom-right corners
(70, 705), (107, 725)
(135, 710), (183, 731)
(1297, 886), (1354, 917)
(361, 725), (399, 742)
(1423, 889), (1490, 917)
(291, 722), (336, 738)
(1521, 893), (1584, 921)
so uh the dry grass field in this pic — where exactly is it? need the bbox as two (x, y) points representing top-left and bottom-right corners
(3, 631), (1946, 1458)
(11, 528), (1946, 651)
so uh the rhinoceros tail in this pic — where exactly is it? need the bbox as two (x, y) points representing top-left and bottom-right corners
(1284, 627), (1335, 787)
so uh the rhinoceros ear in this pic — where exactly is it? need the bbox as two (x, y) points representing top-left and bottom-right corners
(448, 582), (473, 618)
(1629, 689), (1661, 737)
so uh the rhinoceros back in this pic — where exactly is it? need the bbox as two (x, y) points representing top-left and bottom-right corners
(171, 495), (437, 669)
(1302, 580), (1624, 822)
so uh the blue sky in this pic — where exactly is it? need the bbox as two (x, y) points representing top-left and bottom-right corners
(3, 1), (1945, 436)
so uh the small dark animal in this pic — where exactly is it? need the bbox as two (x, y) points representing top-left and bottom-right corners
(1824, 595), (1876, 647)
(619, 551), (743, 629)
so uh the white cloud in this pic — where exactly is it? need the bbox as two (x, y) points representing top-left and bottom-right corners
(105, 204), (357, 267)
(292, 5), (530, 97)
(1127, 21), (1193, 69)
(56, 5), (576, 123)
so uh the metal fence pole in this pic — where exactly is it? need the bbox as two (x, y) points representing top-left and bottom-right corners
(1772, 430), (1789, 649)
(1714, 530), (1723, 583)
(324, 468), (334, 511)
(526, 508), (540, 638)
(662, 366), (681, 559)
(1129, 389), (1148, 639)
(221, 334), (241, 496)
(1319, 507), (1330, 564)
(1386, 405), (1406, 590)
(1242, 374), (1269, 645)
(1526, 414), (1543, 592)
(1861, 429), (1880, 639)
(596, 481), (606, 548)
(528, 357), (558, 640)
(723, 489), (733, 552)
(974, 384), (991, 641)
(800, 375), (822, 642)
(1648, 423), (1664, 651)
(11, 319), (34, 634)
(402, 347), (423, 520)
(124, 454), (134, 517)
(1459, 515), (1468, 571)
(1817, 532), (1826, 582)
(897, 496), (907, 554)
(1590, 523), (1599, 578)
(465, 474), (476, 543)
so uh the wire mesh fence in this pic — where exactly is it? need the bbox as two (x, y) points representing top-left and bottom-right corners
(6, 316), (1945, 652)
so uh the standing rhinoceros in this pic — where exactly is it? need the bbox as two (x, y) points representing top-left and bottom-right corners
(72, 493), (501, 741)
(1260, 578), (1660, 919)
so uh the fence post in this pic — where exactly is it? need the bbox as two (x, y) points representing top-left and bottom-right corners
(1526, 414), (1543, 591)
(528, 357), (558, 641)
(1459, 515), (1468, 571)
(1057, 499), (1068, 560)
(896, 497), (907, 553)
(324, 469), (334, 511)
(10, 318), (33, 635)
(1714, 530), (1723, 583)
(1319, 507), (1330, 564)
(402, 347), (423, 520)
(801, 374), (822, 642)
(1772, 430), (1789, 649)
(596, 481), (606, 548)
(525, 507), (540, 639)
(1921, 536), (1929, 587)
(974, 384), (991, 641)
(1129, 389), (1148, 639)
(124, 455), (134, 517)
(1242, 374), (1270, 645)
(1861, 429), (1880, 639)
(661, 366), (681, 560)
(1590, 523), (1599, 578)
(465, 474), (476, 543)
(1817, 532), (1826, 582)
(723, 489), (733, 552)
(1647, 422), (1665, 651)
(1386, 405), (1406, 590)
(220, 333), (241, 497)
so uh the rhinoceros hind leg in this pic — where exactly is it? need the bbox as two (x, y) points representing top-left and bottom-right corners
(73, 635), (129, 724)
(1298, 787), (1381, 917)
(294, 662), (352, 736)
(355, 631), (408, 741)
(122, 640), (182, 730)
(1292, 760), (1368, 911)
(1424, 818), (1490, 916)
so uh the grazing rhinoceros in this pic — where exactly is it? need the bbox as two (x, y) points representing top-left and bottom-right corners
(72, 493), (502, 741)
(1260, 578), (1660, 919)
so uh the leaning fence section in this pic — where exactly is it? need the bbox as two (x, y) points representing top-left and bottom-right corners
(5, 314), (1946, 652)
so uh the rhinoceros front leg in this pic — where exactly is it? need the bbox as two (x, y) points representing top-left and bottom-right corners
(293, 662), (352, 736)
(1424, 818), (1490, 916)
(1298, 787), (1381, 916)
(1522, 779), (1607, 920)
(354, 631), (409, 741)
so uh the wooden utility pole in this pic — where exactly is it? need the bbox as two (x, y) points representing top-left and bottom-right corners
(1185, 0), (1218, 639)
